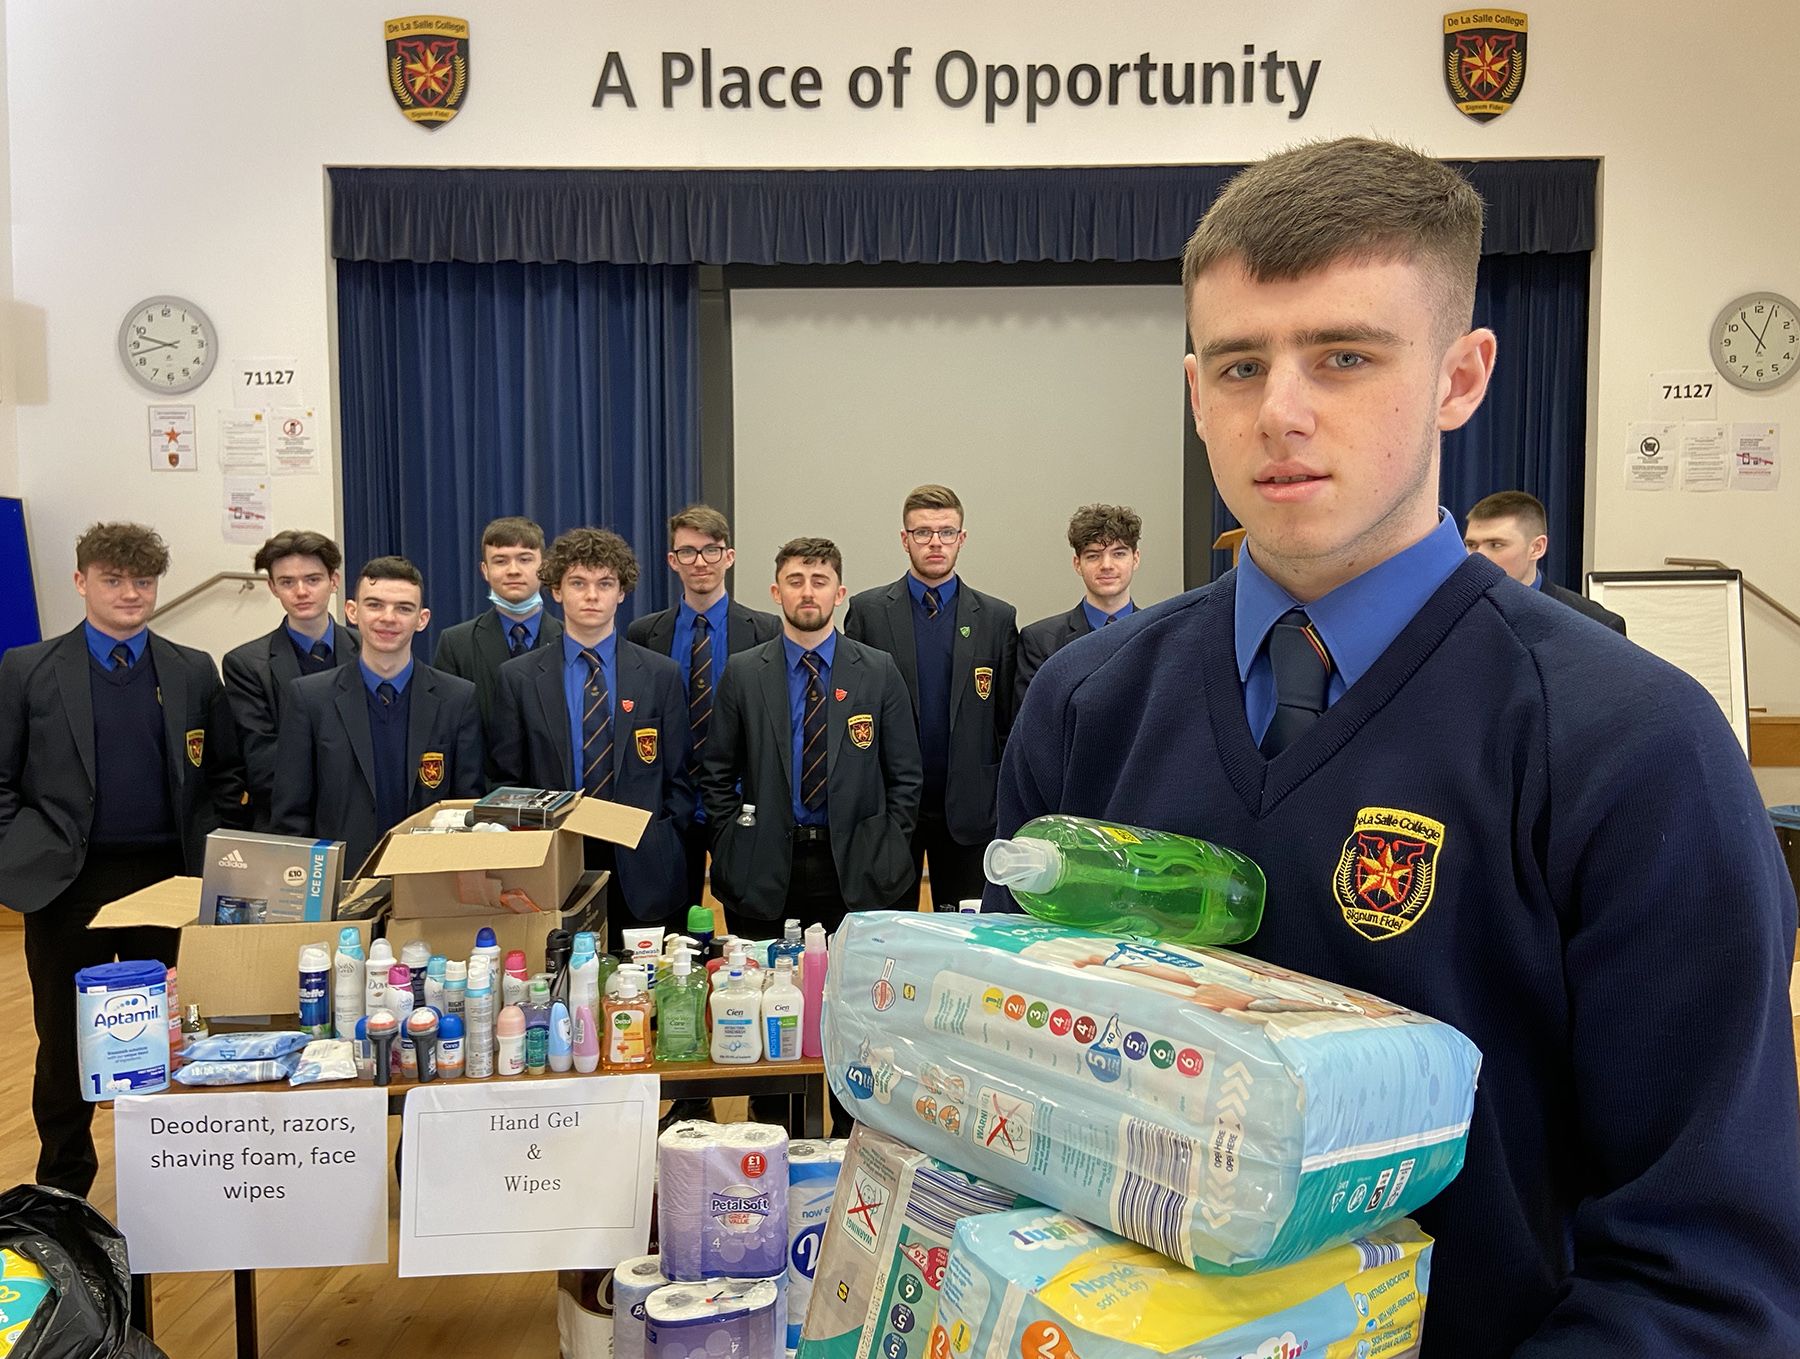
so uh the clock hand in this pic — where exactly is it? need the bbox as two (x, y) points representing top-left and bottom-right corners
(1741, 310), (1772, 354)
(131, 337), (180, 354)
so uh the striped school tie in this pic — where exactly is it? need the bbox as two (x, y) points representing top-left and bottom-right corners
(580, 648), (615, 797)
(799, 650), (827, 810)
(688, 615), (713, 779)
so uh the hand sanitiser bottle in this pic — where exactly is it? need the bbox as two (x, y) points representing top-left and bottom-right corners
(983, 813), (1266, 947)
(655, 948), (707, 1064)
(762, 957), (803, 1061)
(712, 962), (762, 1064)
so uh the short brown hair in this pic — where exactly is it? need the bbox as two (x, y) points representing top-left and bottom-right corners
(902, 485), (963, 521)
(668, 504), (732, 547)
(1067, 504), (1142, 555)
(76, 522), (169, 576)
(1467, 490), (1546, 539)
(253, 529), (342, 577)
(540, 528), (639, 594)
(774, 536), (843, 581)
(1181, 137), (1484, 343)
(357, 556), (424, 592)
(481, 516), (545, 554)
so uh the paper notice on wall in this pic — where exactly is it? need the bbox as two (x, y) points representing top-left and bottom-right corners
(1678, 421), (1728, 491)
(1649, 370), (1719, 419)
(232, 354), (304, 410)
(148, 404), (196, 471)
(1626, 422), (1676, 490)
(223, 477), (272, 543)
(218, 409), (269, 470)
(271, 406), (320, 475)
(114, 1088), (388, 1272)
(1731, 423), (1780, 489)
(398, 1075), (659, 1276)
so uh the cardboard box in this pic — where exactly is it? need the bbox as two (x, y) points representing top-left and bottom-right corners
(92, 878), (376, 1021)
(387, 871), (609, 968)
(362, 796), (647, 920)
(198, 829), (346, 924)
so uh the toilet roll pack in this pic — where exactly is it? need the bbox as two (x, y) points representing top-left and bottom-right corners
(657, 1121), (791, 1281)
(823, 912), (1481, 1273)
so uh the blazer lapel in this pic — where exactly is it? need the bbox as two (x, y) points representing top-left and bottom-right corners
(534, 614), (564, 652)
(613, 643), (645, 780)
(759, 646), (793, 800)
(55, 628), (97, 789)
(336, 621), (362, 668)
(529, 650), (574, 786)
(884, 582), (920, 714)
(333, 669), (379, 802)
(474, 610), (511, 673)
(725, 601), (755, 654)
(1068, 605), (1093, 640)
(826, 643), (857, 777)
(149, 635), (189, 800)
(652, 609), (678, 657)
(406, 667), (442, 803)
(267, 627), (302, 694)
(949, 588), (980, 726)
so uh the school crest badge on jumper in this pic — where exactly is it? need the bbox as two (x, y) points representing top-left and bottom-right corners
(385, 15), (470, 127)
(418, 751), (445, 789)
(848, 714), (874, 750)
(1332, 806), (1446, 941)
(1443, 10), (1527, 122)
(635, 728), (658, 764)
(973, 667), (994, 702)
(185, 729), (204, 767)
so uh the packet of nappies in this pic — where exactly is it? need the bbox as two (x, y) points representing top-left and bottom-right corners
(823, 912), (1480, 1273)
(933, 1209), (1433, 1359)
(172, 1053), (302, 1086)
(289, 1039), (359, 1085)
(0, 1246), (55, 1356)
(180, 1031), (311, 1063)
(797, 1124), (1026, 1359)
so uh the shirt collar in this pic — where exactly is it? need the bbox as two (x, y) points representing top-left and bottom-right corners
(906, 574), (958, 609)
(1532, 568), (1545, 591)
(286, 617), (335, 655)
(498, 609), (541, 645)
(1080, 599), (1133, 632)
(564, 630), (617, 667)
(1234, 511), (1469, 688)
(360, 656), (413, 695)
(782, 630), (838, 673)
(84, 621), (148, 666)
(678, 592), (732, 634)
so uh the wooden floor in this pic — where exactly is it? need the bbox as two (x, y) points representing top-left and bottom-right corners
(0, 918), (769, 1358)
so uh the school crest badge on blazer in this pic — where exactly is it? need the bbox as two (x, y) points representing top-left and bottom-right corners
(973, 667), (994, 702)
(1333, 806), (1445, 941)
(185, 729), (204, 767)
(385, 15), (470, 127)
(848, 714), (874, 750)
(418, 751), (445, 789)
(635, 728), (658, 764)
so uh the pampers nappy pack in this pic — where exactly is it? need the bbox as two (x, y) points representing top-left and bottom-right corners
(823, 913), (1480, 1273)
(797, 1125), (1026, 1359)
(932, 1208), (1433, 1359)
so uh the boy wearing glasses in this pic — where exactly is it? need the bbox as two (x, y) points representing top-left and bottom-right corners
(846, 484), (1018, 907)
(627, 504), (779, 907)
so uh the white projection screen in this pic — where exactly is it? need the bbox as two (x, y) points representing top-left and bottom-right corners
(729, 285), (1189, 630)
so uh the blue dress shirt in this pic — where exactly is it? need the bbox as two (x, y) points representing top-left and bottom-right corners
(1080, 599), (1135, 631)
(1235, 511), (1469, 746)
(286, 616), (337, 664)
(84, 622), (148, 667)
(359, 656), (413, 696)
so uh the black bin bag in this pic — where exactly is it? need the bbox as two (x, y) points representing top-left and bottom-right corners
(0, 1184), (168, 1359)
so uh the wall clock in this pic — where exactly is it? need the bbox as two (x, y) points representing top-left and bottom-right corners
(1709, 291), (1798, 391)
(118, 295), (217, 394)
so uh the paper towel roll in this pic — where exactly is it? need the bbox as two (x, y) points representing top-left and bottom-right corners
(657, 1121), (791, 1281)
(785, 1139), (846, 1349)
(645, 1279), (780, 1359)
(613, 1254), (672, 1359)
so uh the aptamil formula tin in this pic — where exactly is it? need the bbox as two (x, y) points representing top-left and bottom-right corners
(76, 961), (170, 1100)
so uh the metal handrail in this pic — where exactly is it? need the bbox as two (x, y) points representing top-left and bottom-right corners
(1664, 557), (1800, 633)
(149, 571), (265, 620)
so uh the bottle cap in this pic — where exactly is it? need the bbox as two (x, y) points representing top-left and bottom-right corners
(804, 923), (827, 948)
(475, 927), (498, 948)
(505, 950), (528, 973)
(982, 837), (1061, 893)
(401, 940), (431, 966)
(427, 956), (447, 979)
(528, 978), (550, 1004)
(388, 963), (412, 986)
(439, 1014), (464, 1042)
(366, 1008), (399, 1037)
(672, 947), (695, 977)
(338, 927), (363, 951)
(299, 944), (330, 967)
(467, 958), (490, 991)
(618, 973), (640, 999)
(495, 1006), (525, 1037)
(446, 959), (467, 983)
(687, 905), (714, 935)
(406, 1006), (440, 1036)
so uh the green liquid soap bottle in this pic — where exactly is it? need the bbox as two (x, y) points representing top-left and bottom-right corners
(655, 946), (708, 1064)
(983, 813), (1266, 946)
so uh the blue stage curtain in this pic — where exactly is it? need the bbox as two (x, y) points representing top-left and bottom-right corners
(336, 259), (699, 647)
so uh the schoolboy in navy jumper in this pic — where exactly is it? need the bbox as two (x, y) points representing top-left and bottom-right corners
(989, 139), (1800, 1353)
(0, 522), (247, 1194)
(490, 528), (693, 952)
(272, 556), (483, 868)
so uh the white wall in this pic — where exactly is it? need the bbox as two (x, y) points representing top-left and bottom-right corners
(7, 1), (1800, 702)
(731, 286), (1185, 624)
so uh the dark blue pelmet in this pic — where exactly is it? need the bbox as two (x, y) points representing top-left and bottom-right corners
(336, 258), (699, 650)
(1211, 251), (1592, 590)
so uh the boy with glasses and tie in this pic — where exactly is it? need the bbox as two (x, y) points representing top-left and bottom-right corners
(990, 137), (1800, 1354)
(224, 529), (362, 827)
(626, 505), (779, 907)
(846, 485), (1017, 908)
(492, 528), (691, 952)
(0, 522), (247, 1194)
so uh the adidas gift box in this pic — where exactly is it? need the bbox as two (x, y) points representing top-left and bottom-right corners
(198, 830), (346, 924)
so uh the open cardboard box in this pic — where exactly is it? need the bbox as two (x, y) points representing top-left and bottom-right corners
(91, 878), (385, 1020)
(361, 796), (648, 919)
(391, 870), (609, 966)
